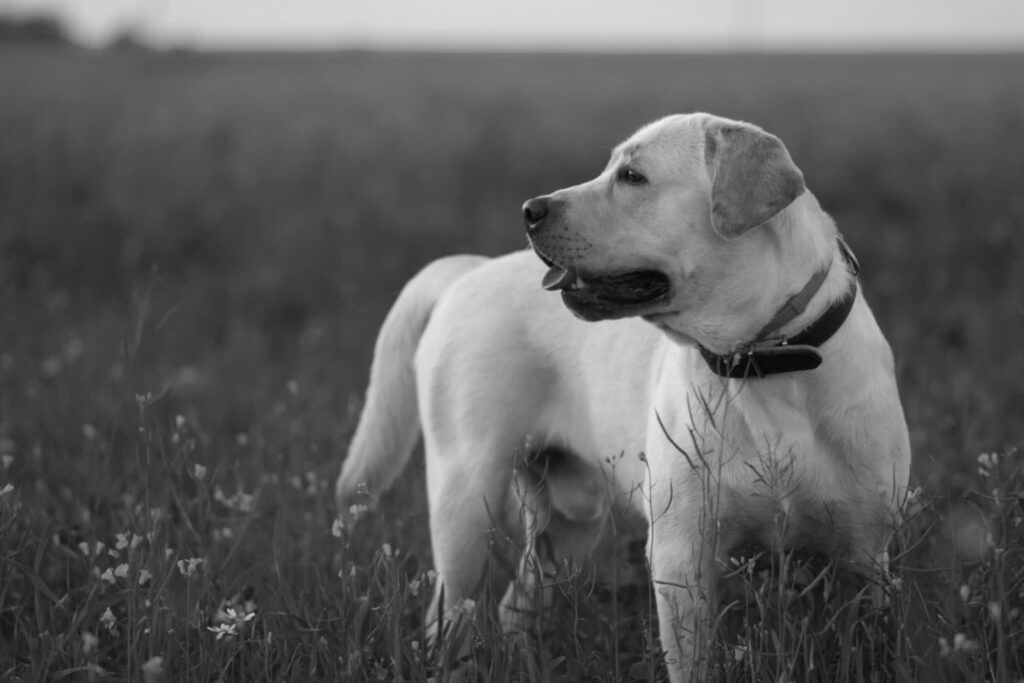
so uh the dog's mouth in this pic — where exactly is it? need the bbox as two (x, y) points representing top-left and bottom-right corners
(537, 256), (671, 321)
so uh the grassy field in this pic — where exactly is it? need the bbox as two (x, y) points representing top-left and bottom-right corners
(0, 46), (1022, 681)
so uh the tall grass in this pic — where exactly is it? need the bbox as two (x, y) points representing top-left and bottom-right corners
(0, 47), (1022, 680)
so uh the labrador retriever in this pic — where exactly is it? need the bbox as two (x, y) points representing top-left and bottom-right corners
(335, 113), (911, 681)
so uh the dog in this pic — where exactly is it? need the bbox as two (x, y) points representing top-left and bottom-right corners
(336, 113), (911, 681)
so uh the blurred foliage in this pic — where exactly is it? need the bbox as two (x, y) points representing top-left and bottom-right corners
(0, 14), (69, 44)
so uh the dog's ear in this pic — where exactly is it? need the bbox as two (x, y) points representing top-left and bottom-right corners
(704, 121), (806, 239)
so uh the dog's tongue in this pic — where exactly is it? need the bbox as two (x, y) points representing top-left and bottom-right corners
(542, 265), (576, 291)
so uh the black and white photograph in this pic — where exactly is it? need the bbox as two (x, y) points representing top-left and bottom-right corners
(0, 1), (1022, 681)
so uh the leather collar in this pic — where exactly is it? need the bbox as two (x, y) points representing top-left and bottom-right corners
(698, 237), (860, 379)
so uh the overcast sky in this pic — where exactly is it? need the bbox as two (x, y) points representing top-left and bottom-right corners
(5, 0), (1024, 50)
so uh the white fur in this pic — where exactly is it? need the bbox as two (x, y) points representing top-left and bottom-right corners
(336, 113), (911, 681)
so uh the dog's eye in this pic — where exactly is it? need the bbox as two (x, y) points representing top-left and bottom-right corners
(616, 166), (647, 185)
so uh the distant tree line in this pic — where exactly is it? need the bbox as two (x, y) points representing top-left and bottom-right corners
(0, 14), (70, 44)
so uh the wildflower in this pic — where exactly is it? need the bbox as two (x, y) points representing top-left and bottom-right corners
(138, 569), (153, 587)
(733, 646), (747, 662)
(348, 503), (368, 518)
(100, 607), (118, 634)
(1, 454), (12, 470)
(216, 606), (256, 627)
(0, 483), (13, 498)
(192, 464), (207, 481)
(408, 578), (421, 597)
(141, 656), (164, 683)
(938, 637), (950, 656)
(81, 630), (99, 655)
(164, 547), (174, 560)
(411, 640), (419, 652)
(207, 622), (237, 640)
(214, 486), (255, 513)
(331, 517), (345, 538)
(175, 415), (186, 430)
(381, 543), (393, 559)
(977, 452), (998, 477)
(100, 568), (116, 585)
(115, 532), (142, 551)
(953, 632), (979, 653)
(426, 569), (438, 585)
(176, 557), (204, 578)
(114, 563), (129, 579)
(959, 584), (970, 602)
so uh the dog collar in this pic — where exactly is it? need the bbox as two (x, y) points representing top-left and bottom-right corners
(698, 237), (860, 379)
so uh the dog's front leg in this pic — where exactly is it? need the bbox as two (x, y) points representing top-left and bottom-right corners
(648, 515), (717, 683)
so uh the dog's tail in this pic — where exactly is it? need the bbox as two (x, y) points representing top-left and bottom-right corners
(335, 254), (487, 515)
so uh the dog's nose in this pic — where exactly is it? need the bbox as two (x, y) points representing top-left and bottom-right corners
(522, 197), (549, 231)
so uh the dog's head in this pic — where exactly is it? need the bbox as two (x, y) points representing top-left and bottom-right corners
(524, 113), (811, 346)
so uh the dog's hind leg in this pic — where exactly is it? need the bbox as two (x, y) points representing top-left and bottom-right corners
(423, 436), (517, 660)
(498, 447), (611, 644)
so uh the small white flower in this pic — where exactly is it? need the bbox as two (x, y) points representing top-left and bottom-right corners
(348, 503), (368, 517)
(207, 623), (237, 640)
(100, 607), (118, 633)
(0, 483), (13, 498)
(455, 598), (476, 616)
(138, 569), (153, 587)
(176, 557), (203, 578)
(959, 584), (970, 602)
(938, 637), (950, 657)
(381, 543), (393, 558)
(192, 464), (207, 481)
(100, 568), (116, 585)
(408, 578), (421, 597)
(141, 655), (164, 683)
(733, 645), (747, 662)
(331, 517), (345, 538)
(81, 630), (99, 655)
(953, 632), (978, 653)
(114, 564), (129, 579)
(116, 533), (130, 550)
(426, 569), (438, 585)
(175, 415), (186, 430)
(1, 454), (13, 470)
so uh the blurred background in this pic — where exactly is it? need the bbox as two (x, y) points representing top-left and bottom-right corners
(0, 0), (1022, 520)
